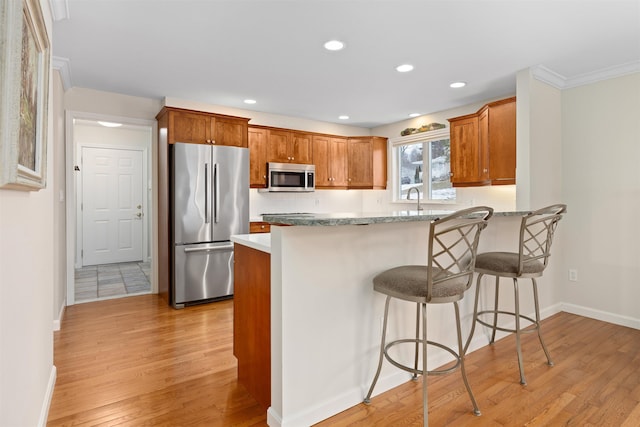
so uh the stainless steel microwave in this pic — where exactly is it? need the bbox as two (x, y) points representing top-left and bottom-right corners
(267, 162), (315, 192)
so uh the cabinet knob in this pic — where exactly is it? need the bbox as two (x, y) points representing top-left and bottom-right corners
(263, 175), (266, 179)
(291, 157), (294, 161)
(483, 168), (488, 173)
(261, 225), (265, 229)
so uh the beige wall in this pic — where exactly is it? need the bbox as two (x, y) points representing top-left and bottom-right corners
(560, 72), (640, 325)
(52, 71), (67, 329)
(0, 1), (56, 424)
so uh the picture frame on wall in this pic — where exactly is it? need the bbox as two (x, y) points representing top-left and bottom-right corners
(0, 0), (50, 191)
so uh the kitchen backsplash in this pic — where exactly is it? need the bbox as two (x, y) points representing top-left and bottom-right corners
(250, 185), (516, 220)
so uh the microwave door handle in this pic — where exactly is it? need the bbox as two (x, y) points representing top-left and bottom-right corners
(214, 163), (219, 223)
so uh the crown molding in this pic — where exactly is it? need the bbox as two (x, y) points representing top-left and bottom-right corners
(532, 61), (640, 90)
(49, 0), (69, 21)
(52, 56), (72, 91)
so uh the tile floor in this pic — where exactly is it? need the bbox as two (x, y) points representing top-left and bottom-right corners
(75, 261), (151, 303)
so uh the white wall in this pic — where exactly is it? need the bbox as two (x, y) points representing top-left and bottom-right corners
(560, 73), (640, 326)
(0, 1), (56, 424)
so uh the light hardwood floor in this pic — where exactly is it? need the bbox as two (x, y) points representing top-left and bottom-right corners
(48, 295), (640, 426)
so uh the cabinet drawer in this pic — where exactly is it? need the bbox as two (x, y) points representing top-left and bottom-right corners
(250, 222), (271, 233)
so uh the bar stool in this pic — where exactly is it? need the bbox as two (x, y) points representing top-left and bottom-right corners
(464, 204), (567, 385)
(364, 206), (494, 426)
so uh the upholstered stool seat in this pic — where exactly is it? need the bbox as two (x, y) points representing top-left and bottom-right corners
(465, 204), (566, 386)
(475, 252), (545, 276)
(364, 206), (494, 426)
(374, 266), (470, 301)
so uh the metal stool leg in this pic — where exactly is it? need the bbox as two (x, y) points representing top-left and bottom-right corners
(412, 302), (420, 380)
(490, 276), (500, 344)
(463, 273), (483, 354)
(454, 301), (481, 416)
(532, 278), (554, 366)
(421, 302), (428, 427)
(513, 278), (527, 385)
(364, 296), (391, 404)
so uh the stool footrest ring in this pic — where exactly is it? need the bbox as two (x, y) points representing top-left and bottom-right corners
(384, 338), (461, 376)
(476, 310), (539, 335)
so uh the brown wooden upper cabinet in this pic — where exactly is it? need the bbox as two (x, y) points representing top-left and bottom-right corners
(249, 127), (268, 188)
(313, 135), (348, 188)
(347, 136), (387, 189)
(248, 125), (387, 190)
(267, 129), (313, 164)
(157, 107), (249, 147)
(448, 97), (516, 187)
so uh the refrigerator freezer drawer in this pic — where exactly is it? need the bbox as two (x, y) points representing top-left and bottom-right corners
(173, 242), (234, 306)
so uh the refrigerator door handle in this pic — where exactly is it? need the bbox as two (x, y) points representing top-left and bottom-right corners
(204, 163), (210, 224)
(183, 243), (234, 253)
(214, 163), (220, 224)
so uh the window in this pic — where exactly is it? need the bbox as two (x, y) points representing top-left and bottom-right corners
(393, 129), (455, 202)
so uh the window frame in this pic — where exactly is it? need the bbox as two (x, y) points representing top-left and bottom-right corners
(390, 127), (455, 204)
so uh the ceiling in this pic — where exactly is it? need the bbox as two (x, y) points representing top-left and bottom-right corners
(52, 0), (640, 128)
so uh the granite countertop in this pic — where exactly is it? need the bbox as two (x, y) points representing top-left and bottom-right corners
(262, 210), (529, 226)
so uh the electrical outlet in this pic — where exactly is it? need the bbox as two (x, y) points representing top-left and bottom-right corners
(568, 269), (578, 282)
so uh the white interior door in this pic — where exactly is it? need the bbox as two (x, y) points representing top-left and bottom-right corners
(82, 147), (144, 266)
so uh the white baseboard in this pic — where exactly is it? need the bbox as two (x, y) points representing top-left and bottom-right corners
(267, 370), (409, 427)
(38, 365), (57, 427)
(53, 302), (65, 331)
(561, 303), (640, 330)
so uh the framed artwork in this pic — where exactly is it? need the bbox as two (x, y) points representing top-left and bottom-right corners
(0, 0), (50, 191)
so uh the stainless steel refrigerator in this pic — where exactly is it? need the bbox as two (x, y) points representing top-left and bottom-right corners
(171, 142), (249, 308)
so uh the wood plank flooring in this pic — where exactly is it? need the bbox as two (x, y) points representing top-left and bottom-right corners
(48, 295), (640, 426)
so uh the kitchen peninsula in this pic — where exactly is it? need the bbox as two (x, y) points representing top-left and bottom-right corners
(232, 209), (536, 427)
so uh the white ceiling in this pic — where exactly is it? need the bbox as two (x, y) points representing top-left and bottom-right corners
(52, 0), (640, 128)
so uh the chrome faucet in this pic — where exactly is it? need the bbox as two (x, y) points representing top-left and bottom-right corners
(406, 187), (423, 210)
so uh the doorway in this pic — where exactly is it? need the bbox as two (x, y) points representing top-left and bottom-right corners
(66, 113), (155, 305)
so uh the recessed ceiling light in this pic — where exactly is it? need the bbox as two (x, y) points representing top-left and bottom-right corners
(396, 64), (414, 73)
(244, 99), (257, 104)
(409, 113), (421, 118)
(338, 115), (349, 120)
(324, 40), (345, 51)
(450, 81), (467, 88)
(98, 121), (122, 128)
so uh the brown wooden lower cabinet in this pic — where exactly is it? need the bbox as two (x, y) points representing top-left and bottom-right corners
(233, 243), (271, 410)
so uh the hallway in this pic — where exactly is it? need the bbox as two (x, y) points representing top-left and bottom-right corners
(74, 261), (151, 302)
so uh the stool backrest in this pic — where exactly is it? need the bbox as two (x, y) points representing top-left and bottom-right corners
(427, 206), (494, 300)
(518, 204), (567, 275)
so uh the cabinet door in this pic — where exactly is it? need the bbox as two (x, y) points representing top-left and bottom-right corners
(215, 117), (248, 147)
(169, 110), (209, 144)
(249, 127), (268, 187)
(312, 135), (331, 187)
(291, 132), (313, 164)
(330, 137), (348, 187)
(488, 100), (516, 184)
(478, 107), (490, 182)
(347, 138), (373, 188)
(371, 137), (388, 189)
(267, 129), (291, 163)
(450, 116), (487, 186)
